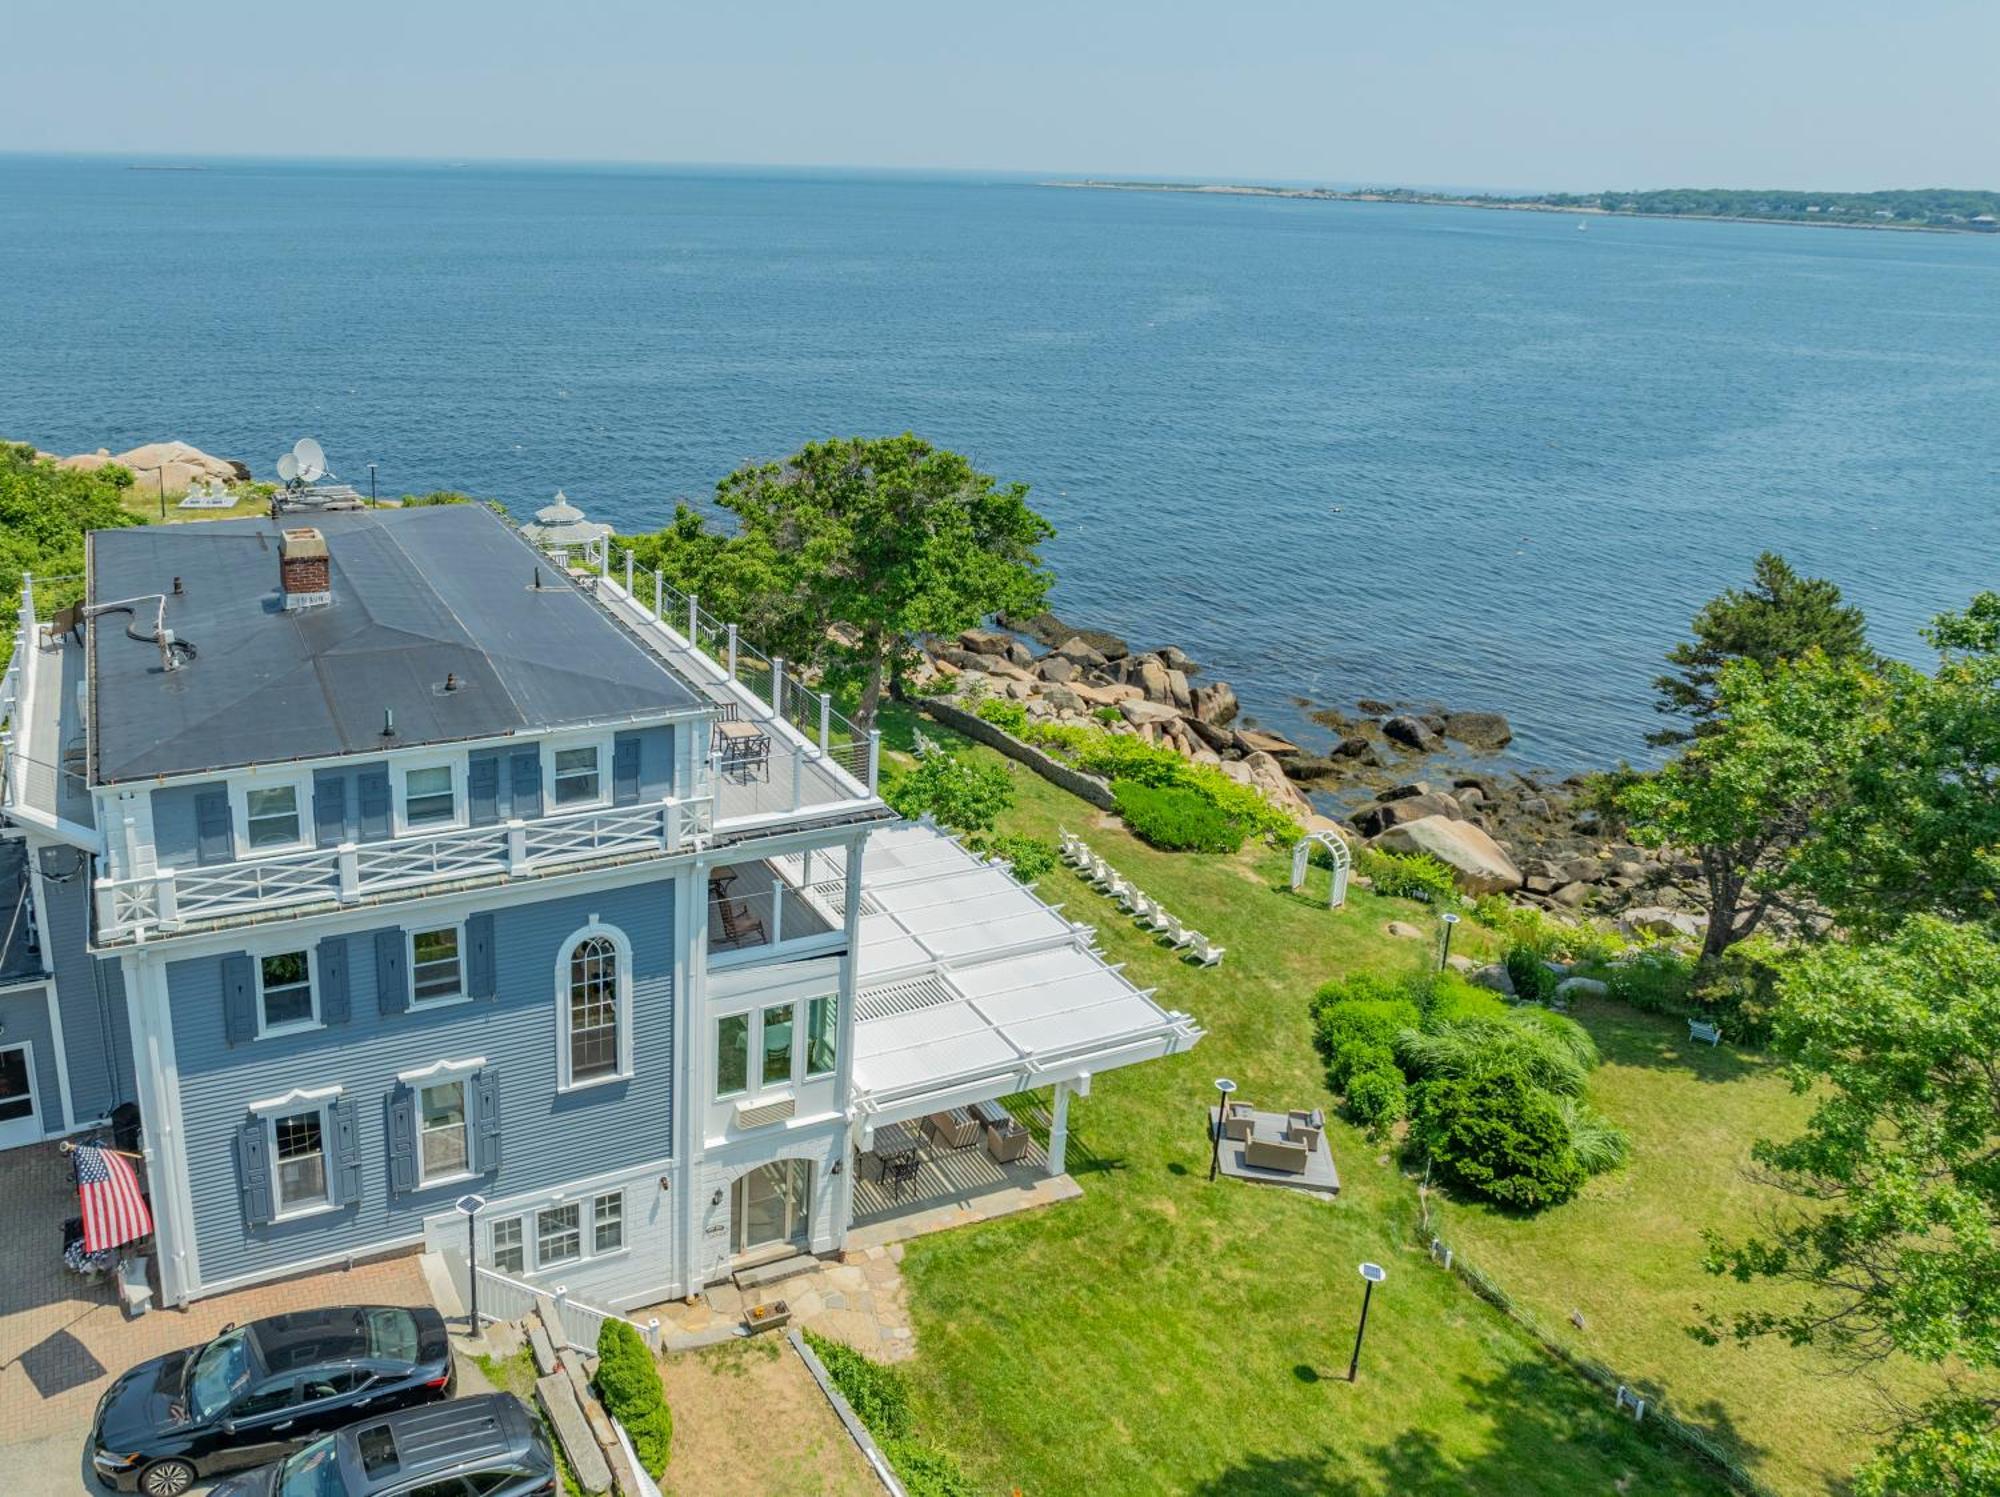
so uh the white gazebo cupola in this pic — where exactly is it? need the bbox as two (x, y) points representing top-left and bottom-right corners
(519, 488), (614, 570)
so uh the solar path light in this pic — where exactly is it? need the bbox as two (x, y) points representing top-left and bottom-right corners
(1349, 1262), (1387, 1382)
(1210, 1078), (1237, 1181)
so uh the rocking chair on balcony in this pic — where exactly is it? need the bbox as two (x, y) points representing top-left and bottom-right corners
(714, 897), (767, 949)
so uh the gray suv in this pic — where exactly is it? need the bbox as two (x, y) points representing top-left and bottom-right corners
(207, 1393), (555, 1497)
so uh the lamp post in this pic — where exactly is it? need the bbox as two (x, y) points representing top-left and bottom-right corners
(455, 1193), (487, 1338)
(1348, 1262), (1386, 1381)
(1438, 911), (1461, 971)
(1209, 1077), (1237, 1181)
(368, 462), (378, 507)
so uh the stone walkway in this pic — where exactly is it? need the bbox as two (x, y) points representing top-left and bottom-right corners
(646, 1242), (917, 1364)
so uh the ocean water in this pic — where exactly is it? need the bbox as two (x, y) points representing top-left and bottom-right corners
(3, 156), (1997, 773)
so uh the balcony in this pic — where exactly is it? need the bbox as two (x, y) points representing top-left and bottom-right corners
(94, 793), (713, 945)
(707, 852), (846, 966)
(1, 579), (96, 842)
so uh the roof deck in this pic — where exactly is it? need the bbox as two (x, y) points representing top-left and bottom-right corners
(2, 588), (95, 841)
(844, 822), (1203, 1122)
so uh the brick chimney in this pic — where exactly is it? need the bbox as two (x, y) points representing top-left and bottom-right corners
(279, 527), (331, 610)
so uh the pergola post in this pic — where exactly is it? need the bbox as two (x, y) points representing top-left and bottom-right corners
(1047, 1080), (1072, 1177)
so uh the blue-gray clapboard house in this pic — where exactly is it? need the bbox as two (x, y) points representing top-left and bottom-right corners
(0, 498), (1198, 1313)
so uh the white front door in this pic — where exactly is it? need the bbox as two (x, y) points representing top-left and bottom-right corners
(0, 1042), (40, 1149)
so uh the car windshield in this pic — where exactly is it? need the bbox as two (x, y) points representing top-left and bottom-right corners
(364, 1308), (419, 1363)
(275, 1435), (344, 1497)
(186, 1329), (254, 1422)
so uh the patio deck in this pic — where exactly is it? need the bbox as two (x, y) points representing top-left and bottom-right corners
(1209, 1107), (1341, 1197)
(848, 1132), (1079, 1249)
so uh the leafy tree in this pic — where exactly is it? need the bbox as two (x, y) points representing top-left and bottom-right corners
(883, 750), (1013, 834)
(710, 435), (1053, 723)
(0, 443), (140, 666)
(1649, 552), (1871, 746)
(1621, 650), (1882, 960)
(1694, 917), (2000, 1494)
(1787, 595), (2000, 938)
(620, 502), (817, 666)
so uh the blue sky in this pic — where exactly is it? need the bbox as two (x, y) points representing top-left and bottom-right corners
(5, 1), (1992, 189)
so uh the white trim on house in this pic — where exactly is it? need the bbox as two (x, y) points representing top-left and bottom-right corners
(119, 950), (201, 1305)
(553, 917), (635, 1093)
(394, 755), (467, 836)
(396, 1055), (488, 1086)
(0, 1037), (42, 1148)
(229, 769), (315, 860)
(542, 729), (616, 815)
(247, 1082), (344, 1116)
(407, 920), (469, 1008)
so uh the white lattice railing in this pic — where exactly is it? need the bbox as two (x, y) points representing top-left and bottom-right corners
(94, 793), (712, 942)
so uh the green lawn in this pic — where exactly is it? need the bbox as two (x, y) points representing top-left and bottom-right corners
(876, 707), (1734, 1496)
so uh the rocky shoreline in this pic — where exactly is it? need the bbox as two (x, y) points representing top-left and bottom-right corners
(916, 611), (1707, 937)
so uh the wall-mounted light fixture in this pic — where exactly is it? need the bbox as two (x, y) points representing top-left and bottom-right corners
(830, 1159), (843, 1177)
(711, 1189), (723, 1207)
(658, 1176), (671, 1192)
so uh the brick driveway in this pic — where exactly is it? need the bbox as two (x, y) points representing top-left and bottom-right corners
(0, 1142), (432, 1487)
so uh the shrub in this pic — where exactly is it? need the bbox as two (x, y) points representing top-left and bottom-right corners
(1312, 994), (1422, 1066)
(1395, 1019), (1589, 1098)
(1111, 779), (1244, 853)
(594, 1319), (672, 1477)
(1327, 1037), (1397, 1092)
(1072, 732), (1190, 788)
(973, 697), (1029, 736)
(885, 751), (1014, 833)
(802, 1329), (911, 1439)
(1414, 974), (1512, 1028)
(976, 832), (1057, 884)
(1182, 765), (1300, 840)
(1022, 721), (1095, 755)
(1472, 895), (1626, 965)
(1093, 705), (1123, 725)
(1410, 1066), (1587, 1210)
(1360, 849), (1459, 904)
(1345, 1064), (1408, 1134)
(1504, 944), (1559, 1004)
(883, 1439), (982, 1497)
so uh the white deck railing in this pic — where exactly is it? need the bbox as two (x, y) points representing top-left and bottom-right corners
(93, 792), (713, 942)
(446, 1254), (663, 1354)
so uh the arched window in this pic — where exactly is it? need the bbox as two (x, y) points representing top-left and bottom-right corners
(557, 924), (632, 1089)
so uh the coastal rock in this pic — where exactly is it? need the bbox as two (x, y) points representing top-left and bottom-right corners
(1069, 680), (1143, 707)
(1132, 655), (1175, 704)
(1039, 684), (1083, 713)
(1351, 791), (1462, 839)
(1282, 755), (1341, 782)
(1618, 906), (1705, 941)
(1119, 699), (1181, 727)
(1551, 882), (1592, 909)
(1385, 921), (1427, 941)
(1379, 781), (1432, 802)
(1233, 727), (1300, 757)
(1555, 976), (1609, 1001)
(1035, 654), (1077, 684)
(1183, 715), (1235, 753)
(1158, 645), (1198, 674)
(1375, 815), (1525, 894)
(1357, 698), (1398, 716)
(1166, 668), (1193, 712)
(1055, 636), (1109, 670)
(1471, 963), (1516, 998)
(1243, 750), (1314, 821)
(1190, 680), (1240, 727)
(1333, 735), (1376, 760)
(958, 628), (1014, 657)
(1443, 711), (1514, 750)
(1382, 715), (1443, 754)
(61, 439), (249, 493)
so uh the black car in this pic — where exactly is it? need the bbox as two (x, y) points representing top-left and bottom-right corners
(90, 1304), (454, 1496)
(208, 1394), (556, 1497)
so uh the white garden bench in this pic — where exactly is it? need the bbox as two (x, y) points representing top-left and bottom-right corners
(1687, 1019), (1722, 1047)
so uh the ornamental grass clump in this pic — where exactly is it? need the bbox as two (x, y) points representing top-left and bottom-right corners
(594, 1319), (672, 1478)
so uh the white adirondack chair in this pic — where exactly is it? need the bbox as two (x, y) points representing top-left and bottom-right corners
(1162, 915), (1194, 948)
(1188, 934), (1225, 967)
(1138, 898), (1171, 933)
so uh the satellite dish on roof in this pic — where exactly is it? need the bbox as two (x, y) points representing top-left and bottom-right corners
(276, 452), (300, 482)
(293, 438), (327, 483)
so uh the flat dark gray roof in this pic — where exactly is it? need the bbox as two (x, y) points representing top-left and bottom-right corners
(87, 505), (700, 784)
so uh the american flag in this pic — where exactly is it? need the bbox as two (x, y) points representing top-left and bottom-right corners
(75, 1143), (152, 1254)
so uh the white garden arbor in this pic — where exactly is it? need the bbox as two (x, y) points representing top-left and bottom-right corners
(1291, 828), (1351, 909)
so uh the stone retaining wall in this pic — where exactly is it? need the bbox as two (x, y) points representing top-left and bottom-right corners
(917, 698), (1115, 810)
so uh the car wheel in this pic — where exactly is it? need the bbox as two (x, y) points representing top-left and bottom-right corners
(139, 1458), (197, 1497)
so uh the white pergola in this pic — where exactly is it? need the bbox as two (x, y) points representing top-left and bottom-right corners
(1291, 827), (1352, 909)
(845, 822), (1204, 1174)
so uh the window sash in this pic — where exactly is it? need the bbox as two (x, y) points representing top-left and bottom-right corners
(715, 1013), (749, 1098)
(567, 937), (620, 1082)
(592, 1192), (624, 1255)
(260, 951), (314, 1030)
(761, 1003), (795, 1087)
(805, 995), (837, 1078)
(411, 927), (463, 1003)
(245, 786), (301, 848)
(552, 747), (601, 806)
(490, 1217), (525, 1276)
(273, 1109), (328, 1211)
(536, 1204), (581, 1266)
(405, 767), (455, 825)
(419, 1080), (468, 1181)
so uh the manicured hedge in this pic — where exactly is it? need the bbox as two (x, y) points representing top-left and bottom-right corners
(1111, 779), (1244, 853)
(595, 1319), (672, 1477)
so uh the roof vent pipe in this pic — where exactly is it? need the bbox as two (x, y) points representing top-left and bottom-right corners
(382, 708), (395, 739)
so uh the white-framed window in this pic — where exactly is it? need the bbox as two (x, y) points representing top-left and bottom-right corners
(400, 761), (460, 829)
(229, 772), (313, 857)
(715, 1012), (750, 1099)
(418, 1078), (470, 1184)
(410, 925), (464, 1005)
(761, 1002), (795, 1087)
(552, 745), (602, 808)
(592, 1191), (624, 1255)
(805, 994), (838, 1079)
(536, 1202), (581, 1267)
(272, 1105), (331, 1216)
(256, 949), (318, 1035)
(489, 1215), (526, 1275)
(556, 923), (633, 1091)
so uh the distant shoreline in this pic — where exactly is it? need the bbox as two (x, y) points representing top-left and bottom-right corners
(1045, 180), (1994, 235)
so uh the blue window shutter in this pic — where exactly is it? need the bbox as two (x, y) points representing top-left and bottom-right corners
(375, 928), (409, 1015)
(473, 1068), (503, 1174)
(237, 1116), (274, 1225)
(613, 736), (642, 805)
(316, 937), (350, 1025)
(194, 789), (233, 867)
(387, 1084), (418, 1194)
(468, 755), (501, 826)
(312, 774), (347, 847)
(330, 1096), (362, 1205)
(357, 769), (392, 840)
(465, 912), (496, 1000)
(221, 953), (257, 1045)
(509, 751), (543, 819)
